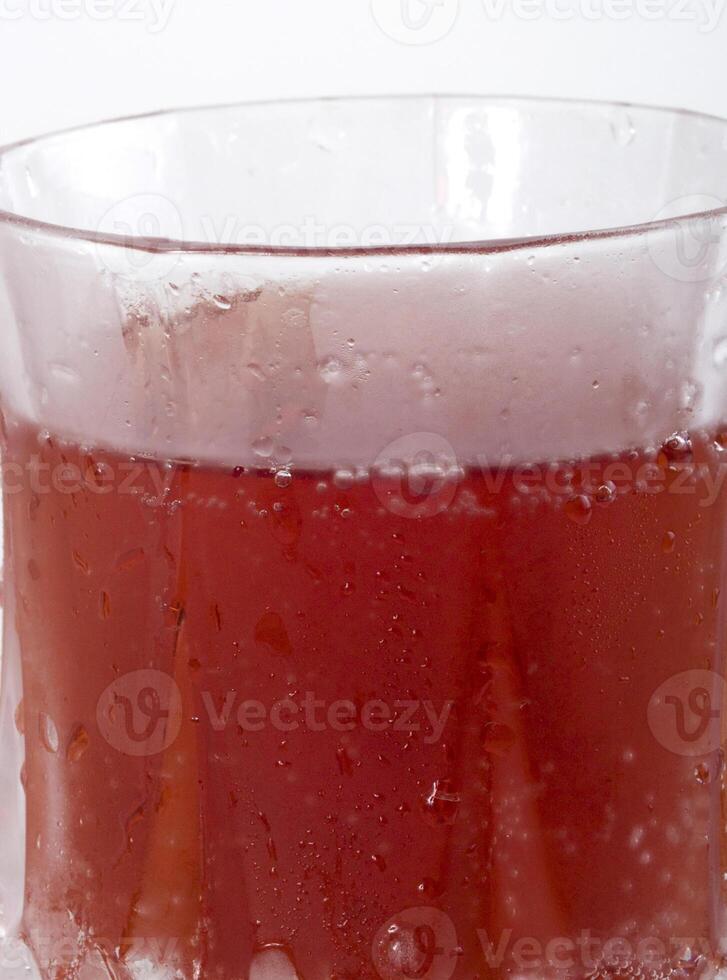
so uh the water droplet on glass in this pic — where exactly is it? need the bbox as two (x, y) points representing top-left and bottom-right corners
(318, 356), (343, 383)
(274, 469), (293, 489)
(67, 725), (90, 763)
(255, 612), (292, 657)
(250, 944), (300, 979)
(248, 362), (267, 382)
(212, 294), (232, 311)
(39, 713), (59, 754)
(423, 779), (461, 825)
(662, 531), (677, 554)
(595, 482), (616, 505)
(694, 762), (710, 784)
(565, 495), (593, 526)
(610, 110), (636, 146)
(713, 337), (727, 366)
(100, 590), (111, 619)
(658, 432), (693, 470)
(14, 699), (25, 735)
(417, 876), (444, 898)
(253, 436), (275, 459)
(372, 853), (387, 872)
(333, 468), (355, 490)
(680, 379), (701, 415)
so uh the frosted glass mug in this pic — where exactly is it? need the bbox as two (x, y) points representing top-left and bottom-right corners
(1, 96), (727, 979)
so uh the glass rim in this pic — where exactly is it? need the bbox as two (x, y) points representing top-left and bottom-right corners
(0, 92), (726, 258)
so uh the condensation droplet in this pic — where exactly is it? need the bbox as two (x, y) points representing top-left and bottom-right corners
(39, 713), (59, 754)
(318, 356), (343, 383)
(255, 612), (292, 657)
(116, 548), (145, 571)
(14, 699), (25, 735)
(713, 337), (727, 367)
(417, 876), (444, 898)
(565, 495), (593, 526)
(333, 468), (355, 490)
(658, 432), (694, 470)
(372, 853), (387, 872)
(274, 469), (293, 489)
(250, 945), (300, 979)
(67, 725), (90, 763)
(253, 436), (275, 459)
(423, 779), (461, 825)
(100, 590), (111, 619)
(681, 380), (702, 415)
(714, 432), (727, 453)
(694, 762), (710, 784)
(212, 294), (232, 311)
(662, 531), (677, 554)
(595, 482), (616, 505)
(248, 362), (267, 382)
(610, 110), (636, 146)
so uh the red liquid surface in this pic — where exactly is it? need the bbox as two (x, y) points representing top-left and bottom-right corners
(3, 422), (727, 979)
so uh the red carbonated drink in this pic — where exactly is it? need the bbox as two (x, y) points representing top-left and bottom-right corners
(3, 417), (727, 979)
(2, 94), (727, 980)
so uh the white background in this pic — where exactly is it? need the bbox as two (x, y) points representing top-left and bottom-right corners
(0, 0), (725, 147)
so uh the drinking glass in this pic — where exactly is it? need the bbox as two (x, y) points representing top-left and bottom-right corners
(1, 95), (727, 980)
